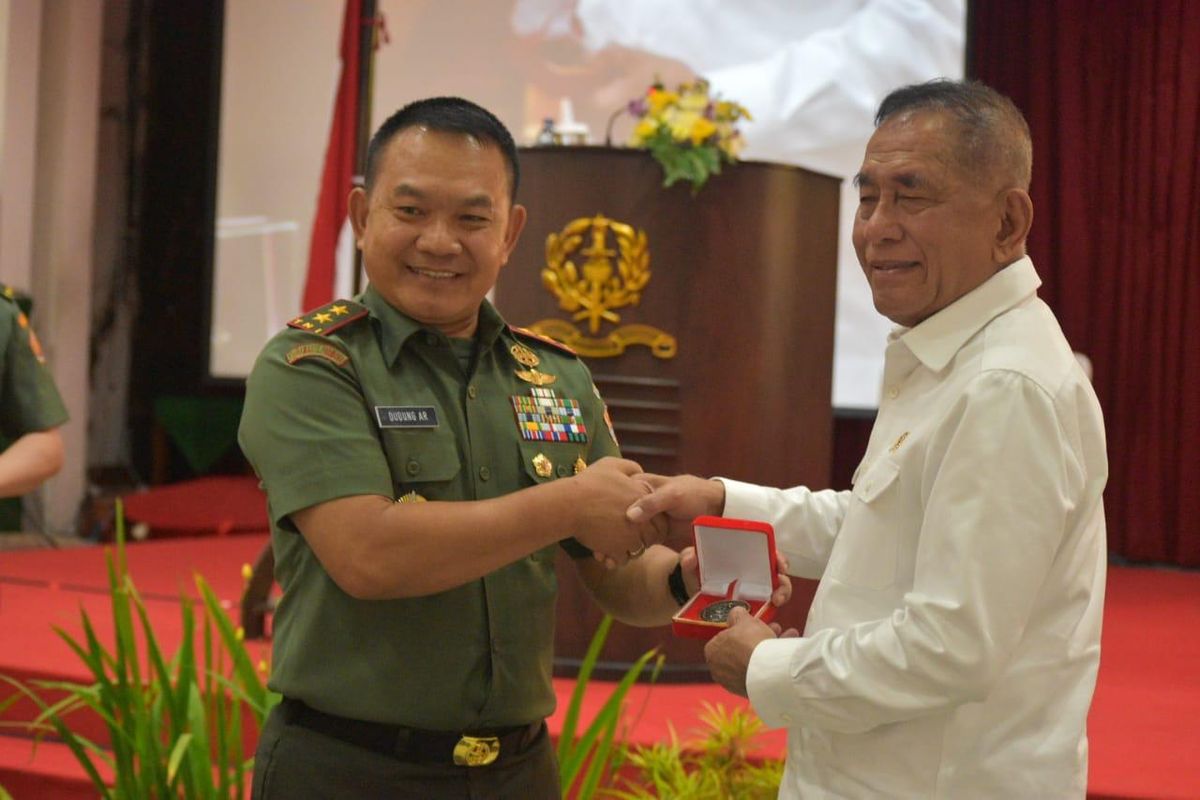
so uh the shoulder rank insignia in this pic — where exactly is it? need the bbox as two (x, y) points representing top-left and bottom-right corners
(288, 299), (368, 336)
(508, 324), (578, 358)
(0, 284), (15, 302)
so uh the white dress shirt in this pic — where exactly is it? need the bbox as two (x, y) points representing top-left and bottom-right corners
(722, 257), (1108, 799)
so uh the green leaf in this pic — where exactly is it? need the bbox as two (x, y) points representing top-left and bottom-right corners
(165, 732), (193, 783)
(561, 645), (658, 795)
(557, 614), (612, 771)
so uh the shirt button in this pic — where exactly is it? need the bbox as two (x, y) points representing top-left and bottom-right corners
(887, 385), (899, 399)
(425, 333), (439, 346)
(406, 460), (420, 476)
(478, 466), (491, 481)
(467, 385), (478, 400)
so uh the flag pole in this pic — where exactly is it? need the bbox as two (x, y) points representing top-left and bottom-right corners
(351, 0), (379, 296)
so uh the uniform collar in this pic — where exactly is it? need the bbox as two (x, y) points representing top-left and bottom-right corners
(359, 285), (509, 365)
(894, 256), (1042, 373)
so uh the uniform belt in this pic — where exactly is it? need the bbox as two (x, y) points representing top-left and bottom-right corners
(281, 698), (540, 766)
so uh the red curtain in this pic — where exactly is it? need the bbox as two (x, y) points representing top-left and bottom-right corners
(971, 1), (1200, 566)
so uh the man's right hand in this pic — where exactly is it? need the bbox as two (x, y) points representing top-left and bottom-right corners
(625, 473), (726, 546)
(568, 457), (667, 565)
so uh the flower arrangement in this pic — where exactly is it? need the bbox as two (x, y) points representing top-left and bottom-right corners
(625, 78), (752, 193)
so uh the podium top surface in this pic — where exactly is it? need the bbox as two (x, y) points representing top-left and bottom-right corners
(517, 144), (842, 183)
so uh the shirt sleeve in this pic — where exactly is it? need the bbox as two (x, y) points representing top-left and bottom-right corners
(1, 306), (69, 439)
(238, 333), (394, 526)
(718, 478), (850, 580)
(746, 370), (1082, 733)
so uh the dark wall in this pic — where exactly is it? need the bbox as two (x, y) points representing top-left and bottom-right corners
(127, 0), (239, 482)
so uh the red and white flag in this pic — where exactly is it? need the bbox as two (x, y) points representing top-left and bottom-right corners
(301, 0), (366, 312)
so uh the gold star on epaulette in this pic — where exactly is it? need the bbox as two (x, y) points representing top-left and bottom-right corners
(313, 312), (333, 324)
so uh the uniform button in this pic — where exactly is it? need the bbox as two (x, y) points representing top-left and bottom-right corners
(887, 385), (899, 399)
(780, 713), (791, 723)
(425, 333), (440, 346)
(406, 460), (421, 476)
(556, 464), (570, 477)
(467, 385), (478, 399)
(478, 466), (491, 481)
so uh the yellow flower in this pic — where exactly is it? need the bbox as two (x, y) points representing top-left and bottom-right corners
(668, 110), (702, 142)
(646, 89), (678, 116)
(719, 131), (746, 158)
(689, 116), (717, 145)
(678, 89), (709, 112)
(632, 117), (660, 144)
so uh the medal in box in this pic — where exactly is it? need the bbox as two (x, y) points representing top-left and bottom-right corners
(672, 515), (779, 640)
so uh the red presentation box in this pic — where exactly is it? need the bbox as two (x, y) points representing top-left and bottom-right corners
(672, 515), (779, 640)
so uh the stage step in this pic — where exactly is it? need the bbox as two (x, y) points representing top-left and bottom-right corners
(0, 733), (103, 800)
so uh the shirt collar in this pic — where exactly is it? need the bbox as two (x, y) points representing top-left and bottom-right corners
(895, 256), (1042, 372)
(360, 286), (508, 365)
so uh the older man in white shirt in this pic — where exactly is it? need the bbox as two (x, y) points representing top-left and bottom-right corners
(629, 79), (1107, 799)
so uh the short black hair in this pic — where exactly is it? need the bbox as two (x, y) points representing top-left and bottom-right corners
(364, 96), (521, 201)
(875, 79), (1032, 190)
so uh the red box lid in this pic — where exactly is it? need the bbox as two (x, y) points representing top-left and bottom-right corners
(692, 515), (779, 602)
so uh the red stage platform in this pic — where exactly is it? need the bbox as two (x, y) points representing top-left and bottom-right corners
(1, 535), (1197, 799)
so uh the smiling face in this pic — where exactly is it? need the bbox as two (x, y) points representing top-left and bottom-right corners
(349, 126), (527, 338)
(852, 111), (1006, 328)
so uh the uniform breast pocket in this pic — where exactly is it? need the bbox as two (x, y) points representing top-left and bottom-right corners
(517, 441), (580, 486)
(383, 430), (462, 499)
(828, 458), (902, 590)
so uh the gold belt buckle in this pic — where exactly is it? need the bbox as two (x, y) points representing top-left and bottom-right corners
(453, 734), (500, 767)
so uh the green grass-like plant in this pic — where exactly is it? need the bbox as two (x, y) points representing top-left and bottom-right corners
(603, 702), (784, 799)
(557, 614), (663, 799)
(0, 500), (278, 798)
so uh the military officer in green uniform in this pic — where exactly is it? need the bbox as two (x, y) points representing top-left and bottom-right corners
(0, 285), (67, 500)
(241, 97), (788, 799)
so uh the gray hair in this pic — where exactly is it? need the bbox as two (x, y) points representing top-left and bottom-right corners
(876, 79), (1032, 190)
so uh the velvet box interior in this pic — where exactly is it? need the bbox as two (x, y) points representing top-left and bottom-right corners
(671, 515), (779, 640)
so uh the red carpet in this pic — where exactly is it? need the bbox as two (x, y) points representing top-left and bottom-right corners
(1, 535), (1197, 799)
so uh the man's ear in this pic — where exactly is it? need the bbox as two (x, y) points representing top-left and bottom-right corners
(500, 203), (528, 267)
(994, 188), (1034, 262)
(348, 187), (370, 246)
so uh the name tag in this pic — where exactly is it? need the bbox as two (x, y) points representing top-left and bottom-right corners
(375, 406), (439, 429)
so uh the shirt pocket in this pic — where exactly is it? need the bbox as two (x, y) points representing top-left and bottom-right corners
(828, 458), (901, 590)
(383, 430), (462, 499)
(517, 440), (582, 485)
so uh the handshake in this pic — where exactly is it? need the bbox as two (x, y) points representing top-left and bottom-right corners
(565, 456), (797, 698)
(565, 456), (727, 567)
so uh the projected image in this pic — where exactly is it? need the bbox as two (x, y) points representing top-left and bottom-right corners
(212, 0), (964, 408)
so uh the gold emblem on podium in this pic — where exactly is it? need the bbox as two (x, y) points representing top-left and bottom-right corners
(533, 214), (677, 359)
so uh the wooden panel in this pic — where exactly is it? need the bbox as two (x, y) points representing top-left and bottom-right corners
(495, 147), (840, 680)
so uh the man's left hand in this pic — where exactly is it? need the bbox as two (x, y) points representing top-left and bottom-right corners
(704, 608), (799, 697)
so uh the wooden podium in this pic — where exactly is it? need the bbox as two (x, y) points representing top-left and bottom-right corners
(494, 146), (840, 680)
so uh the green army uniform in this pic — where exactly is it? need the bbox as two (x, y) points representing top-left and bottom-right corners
(1, 285), (68, 441)
(239, 286), (619, 798)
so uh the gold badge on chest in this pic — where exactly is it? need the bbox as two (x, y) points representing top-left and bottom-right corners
(532, 452), (553, 478)
(510, 343), (557, 386)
